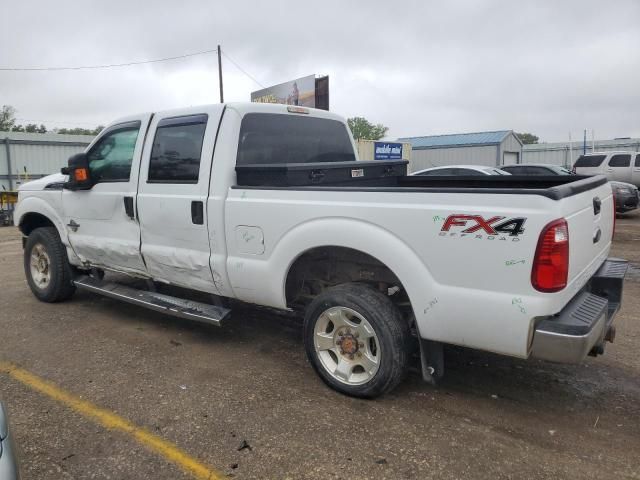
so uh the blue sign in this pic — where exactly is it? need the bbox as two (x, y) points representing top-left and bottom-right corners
(374, 142), (403, 160)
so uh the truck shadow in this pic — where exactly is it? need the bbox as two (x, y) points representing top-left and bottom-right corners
(76, 288), (640, 419)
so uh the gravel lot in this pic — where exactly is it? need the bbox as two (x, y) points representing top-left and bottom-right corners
(1, 214), (639, 479)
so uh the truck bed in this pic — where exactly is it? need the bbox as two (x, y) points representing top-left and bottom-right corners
(235, 173), (608, 201)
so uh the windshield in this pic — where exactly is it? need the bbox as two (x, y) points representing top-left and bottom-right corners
(550, 166), (573, 175)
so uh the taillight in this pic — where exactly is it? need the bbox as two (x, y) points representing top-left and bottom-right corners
(532, 218), (569, 292)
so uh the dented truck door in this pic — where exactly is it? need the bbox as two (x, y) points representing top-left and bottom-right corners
(136, 106), (224, 294)
(62, 115), (152, 274)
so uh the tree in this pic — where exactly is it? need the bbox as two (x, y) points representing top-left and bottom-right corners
(0, 105), (16, 131)
(515, 132), (539, 144)
(56, 126), (103, 136)
(347, 117), (389, 141)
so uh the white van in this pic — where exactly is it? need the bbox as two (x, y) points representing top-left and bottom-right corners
(573, 151), (640, 186)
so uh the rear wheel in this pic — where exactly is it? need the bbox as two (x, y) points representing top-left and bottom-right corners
(303, 283), (411, 398)
(24, 227), (76, 302)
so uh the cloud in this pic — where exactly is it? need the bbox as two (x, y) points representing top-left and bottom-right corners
(1, 0), (638, 140)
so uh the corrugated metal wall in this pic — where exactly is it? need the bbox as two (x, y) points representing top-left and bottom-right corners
(522, 138), (640, 166)
(0, 132), (93, 190)
(498, 132), (523, 164)
(409, 145), (498, 173)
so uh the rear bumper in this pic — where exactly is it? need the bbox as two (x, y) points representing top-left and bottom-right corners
(530, 258), (628, 363)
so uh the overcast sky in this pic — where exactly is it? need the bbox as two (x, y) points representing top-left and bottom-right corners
(1, 1), (638, 141)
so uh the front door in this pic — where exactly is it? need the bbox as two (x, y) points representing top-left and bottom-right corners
(605, 153), (632, 183)
(62, 115), (151, 274)
(136, 106), (224, 294)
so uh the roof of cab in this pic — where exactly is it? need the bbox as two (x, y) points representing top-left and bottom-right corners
(109, 102), (347, 129)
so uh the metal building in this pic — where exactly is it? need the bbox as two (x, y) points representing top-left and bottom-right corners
(522, 137), (640, 167)
(398, 130), (522, 173)
(1, 131), (94, 191)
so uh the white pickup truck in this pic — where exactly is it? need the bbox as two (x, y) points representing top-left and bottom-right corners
(14, 103), (627, 398)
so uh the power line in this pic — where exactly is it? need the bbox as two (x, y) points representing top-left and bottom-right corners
(0, 48), (218, 72)
(221, 51), (265, 88)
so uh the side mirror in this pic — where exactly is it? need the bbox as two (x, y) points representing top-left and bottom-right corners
(63, 153), (93, 190)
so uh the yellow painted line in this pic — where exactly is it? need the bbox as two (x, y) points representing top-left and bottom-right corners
(0, 362), (222, 480)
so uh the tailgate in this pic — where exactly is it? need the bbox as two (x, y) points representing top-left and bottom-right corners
(562, 180), (614, 292)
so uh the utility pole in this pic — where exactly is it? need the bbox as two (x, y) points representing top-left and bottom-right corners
(217, 45), (224, 103)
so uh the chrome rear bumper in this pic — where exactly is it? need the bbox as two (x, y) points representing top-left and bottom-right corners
(530, 258), (628, 363)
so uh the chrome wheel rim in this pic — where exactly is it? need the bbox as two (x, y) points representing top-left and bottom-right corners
(313, 306), (381, 386)
(30, 243), (51, 290)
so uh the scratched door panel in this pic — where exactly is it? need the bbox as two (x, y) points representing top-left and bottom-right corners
(136, 106), (224, 294)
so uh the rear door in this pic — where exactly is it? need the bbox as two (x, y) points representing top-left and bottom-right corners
(605, 153), (632, 182)
(136, 106), (224, 293)
(62, 115), (151, 273)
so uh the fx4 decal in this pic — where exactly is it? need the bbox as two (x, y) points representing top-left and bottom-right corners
(441, 214), (526, 237)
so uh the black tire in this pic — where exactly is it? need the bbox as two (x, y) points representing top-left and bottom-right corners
(303, 283), (411, 398)
(24, 227), (76, 303)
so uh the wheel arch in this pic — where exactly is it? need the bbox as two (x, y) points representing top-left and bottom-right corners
(14, 196), (81, 265)
(271, 218), (438, 329)
(18, 212), (57, 237)
(285, 245), (408, 305)
(16, 196), (67, 240)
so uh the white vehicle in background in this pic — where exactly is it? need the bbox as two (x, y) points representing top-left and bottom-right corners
(412, 165), (510, 176)
(13, 103), (627, 398)
(573, 151), (640, 187)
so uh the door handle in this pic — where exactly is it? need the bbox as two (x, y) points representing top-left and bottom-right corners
(123, 196), (135, 219)
(191, 201), (204, 225)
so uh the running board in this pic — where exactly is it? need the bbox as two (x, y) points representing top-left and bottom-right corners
(74, 276), (230, 326)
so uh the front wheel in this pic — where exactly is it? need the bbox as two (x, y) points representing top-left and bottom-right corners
(303, 283), (411, 398)
(24, 227), (76, 302)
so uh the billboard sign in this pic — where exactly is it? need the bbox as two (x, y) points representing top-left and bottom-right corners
(251, 75), (316, 108)
(374, 142), (403, 160)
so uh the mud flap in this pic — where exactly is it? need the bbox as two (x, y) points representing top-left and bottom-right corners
(419, 339), (444, 384)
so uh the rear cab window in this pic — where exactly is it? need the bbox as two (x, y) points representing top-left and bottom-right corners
(574, 155), (606, 168)
(236, 113), (355, 165)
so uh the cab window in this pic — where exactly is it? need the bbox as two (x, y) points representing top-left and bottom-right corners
(87, 122), (141, 182)
(148, 114), (208, 183)
(237, 113), (355, 165)
(574, 155), (605, 168)
(608, 154), (631, 167)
